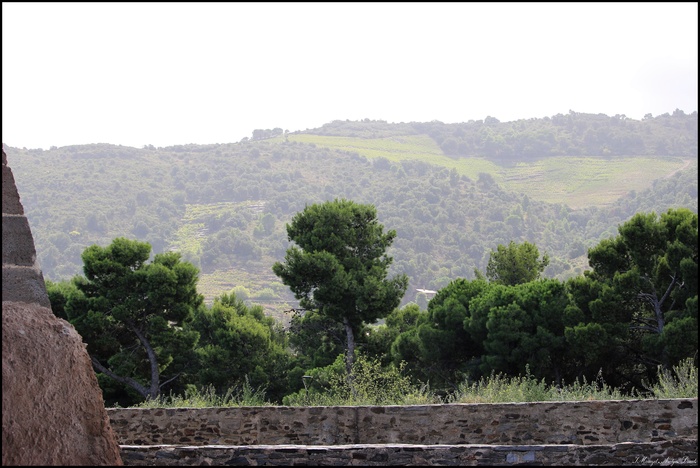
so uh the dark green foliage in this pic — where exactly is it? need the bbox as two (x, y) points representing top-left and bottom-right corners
(472, 280), (570, 381)
(187, 292), (293, 403)
(391, 277), (576, 391)
(287, 309), (347, 370)
(391, 279), (489, 390)
(275, 199), (407, 327)
(562, 275), (631, 386)
(362, 303), (425, 367)
(273, 199), (409, 377)
(482, 240), (550, 285)
(568, 208), (698, 389)
(47, 238), (203, 405)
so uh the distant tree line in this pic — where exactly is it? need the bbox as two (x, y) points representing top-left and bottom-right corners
(246, 128), (285, 141)
(311, 110), (698, 161)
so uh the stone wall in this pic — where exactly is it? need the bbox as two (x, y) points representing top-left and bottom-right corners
(109, 399), (697, 466)
(108, 399), (697, 447)
(2, 146), (123, 465)
(119, 439), (698, 466)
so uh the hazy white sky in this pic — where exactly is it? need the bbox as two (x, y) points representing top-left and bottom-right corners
(2, 2), (698, 150)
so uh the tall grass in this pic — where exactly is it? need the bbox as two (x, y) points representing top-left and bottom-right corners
(447, 367), (631, 404)
(134, 378), (270, 408)
(447, 359), (698, 403)
(124, 358), (697, 408)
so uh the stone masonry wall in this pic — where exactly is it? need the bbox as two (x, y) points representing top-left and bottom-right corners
(110, 399), (697, 466)
(119, 439), (698, 466)
(108, 399), (697, 447)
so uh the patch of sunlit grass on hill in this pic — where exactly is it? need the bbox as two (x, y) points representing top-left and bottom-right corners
(500, 156), (687, 209)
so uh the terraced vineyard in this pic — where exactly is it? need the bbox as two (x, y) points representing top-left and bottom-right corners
(282, 134), (690, 209)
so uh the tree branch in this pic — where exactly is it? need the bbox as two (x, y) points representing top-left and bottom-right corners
(160, 372), (182, 390)
(90, 356), (150, 399)
(629, 325), (660, 333)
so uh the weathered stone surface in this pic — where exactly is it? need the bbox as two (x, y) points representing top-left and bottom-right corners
(108, 399), (698, 447)
(2, 215), (37, 266)
(2, 147), (123, 465)
(2, 266), (51, 308)
(2, 163), (24, 215)
(110, 400), (697, 465)
(2, 303), (123, 465)
(118, 439), (698, 466)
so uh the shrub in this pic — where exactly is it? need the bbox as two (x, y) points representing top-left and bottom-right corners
(283, 354), (439, 406)
(643, 357), (698, 399)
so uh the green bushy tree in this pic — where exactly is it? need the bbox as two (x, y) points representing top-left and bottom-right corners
(273, 199), (408, 390)
(567, 208), (698, 388)
(188, 292), (292, 403)
(47, 237), (202, 404)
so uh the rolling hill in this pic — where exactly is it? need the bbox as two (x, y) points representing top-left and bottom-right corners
(6, 113), (697, 325)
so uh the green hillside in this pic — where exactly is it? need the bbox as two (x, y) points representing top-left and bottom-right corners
(280, 133), (688, 209)
(6, 113), (697, 325)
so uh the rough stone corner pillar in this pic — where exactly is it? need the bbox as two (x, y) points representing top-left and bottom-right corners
(2, 145), (123, 465)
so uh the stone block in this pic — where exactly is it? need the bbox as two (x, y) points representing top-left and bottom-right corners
(2, 163), (24, 215)
(2, 215), (37, 266)
(2, 266), (51, 308)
